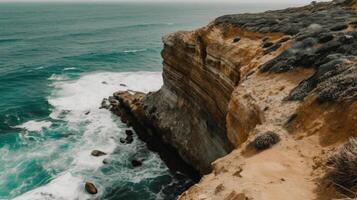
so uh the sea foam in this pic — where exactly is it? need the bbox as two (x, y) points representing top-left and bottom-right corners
(14, 71), (163, 200)
(123, 49), (147, 53)
(15, 120), (52, 132)
(13, 172), (83, 200)
(48, 74), (68, 81)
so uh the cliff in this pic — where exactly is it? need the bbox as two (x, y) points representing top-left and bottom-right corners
(111, 0), (357, 199)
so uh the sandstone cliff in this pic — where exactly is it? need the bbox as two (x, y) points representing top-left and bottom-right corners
(111, 0), (357, 199)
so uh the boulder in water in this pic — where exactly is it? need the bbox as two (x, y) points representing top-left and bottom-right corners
(91, 150), (107, 157)
(125, 129), (134, 136)
(126, 135), (134, 144)
(119, 136), (134, 144)
(102, 159), (110, 164)
(108, 96), (119, 106)
(99, 98), (111, 109)
(85, 182), (98, 194)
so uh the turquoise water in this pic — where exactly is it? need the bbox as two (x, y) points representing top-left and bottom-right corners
(0, 2), (302, 200)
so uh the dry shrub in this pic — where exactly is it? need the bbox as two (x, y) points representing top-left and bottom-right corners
(327, 137), (357, 197)
(251, 131), (280, 151)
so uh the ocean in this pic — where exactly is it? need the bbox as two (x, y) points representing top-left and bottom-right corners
(0, 2), (302, 200)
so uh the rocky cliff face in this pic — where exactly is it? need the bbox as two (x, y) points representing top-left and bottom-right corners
(111, 0), (357, 199)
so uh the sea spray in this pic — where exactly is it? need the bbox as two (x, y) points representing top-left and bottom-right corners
(12, 72), (188, 200)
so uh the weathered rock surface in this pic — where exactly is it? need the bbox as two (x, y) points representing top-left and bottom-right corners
(110, 0), (357, 199)
(110, 91), (200, 181)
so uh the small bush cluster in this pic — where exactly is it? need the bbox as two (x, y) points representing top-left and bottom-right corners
(251, 131), (280, 150)
(327, 137), (357, 196)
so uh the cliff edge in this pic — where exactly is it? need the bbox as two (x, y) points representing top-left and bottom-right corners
(111, 0), (357, 199)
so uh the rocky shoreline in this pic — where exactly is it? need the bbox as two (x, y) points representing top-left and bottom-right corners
(108, 0), (357, 199)
(108, 91), (200, 181)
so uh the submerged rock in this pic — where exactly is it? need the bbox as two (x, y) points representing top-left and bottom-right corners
(126, 135), (134, 144)
(120, 135), (134, 144)
(108, 96), (119, 107)
(119, 129), (134, 143)
(99, 98), (111, 109)
(125, 129), (134, 136)
(91, 150), (107, 157)
(131, 159), (142, 167)
(85, 182), (98, 194)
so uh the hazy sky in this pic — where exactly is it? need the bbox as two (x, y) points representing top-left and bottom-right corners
(0, 0), (327, 3)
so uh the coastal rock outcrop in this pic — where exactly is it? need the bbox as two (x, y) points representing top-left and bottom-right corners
(110, 0), (357, 199)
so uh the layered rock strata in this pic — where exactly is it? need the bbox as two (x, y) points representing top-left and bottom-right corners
(111, 0), (357, 199)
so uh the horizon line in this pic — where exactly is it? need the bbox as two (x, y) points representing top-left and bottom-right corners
(0, 0), (320, 3)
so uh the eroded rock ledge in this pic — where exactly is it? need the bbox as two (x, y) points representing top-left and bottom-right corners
(111, 0), (357, 199)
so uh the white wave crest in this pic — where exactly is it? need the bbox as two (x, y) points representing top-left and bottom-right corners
(63, 67), (76, 71)
(48, 71), (162, 113)
(13, 173), (85, 200)
(123, 48), (147, 53)
(14, 120), (52, 132)
(15, 71), (163, 200)
(48, 74), (68, 81)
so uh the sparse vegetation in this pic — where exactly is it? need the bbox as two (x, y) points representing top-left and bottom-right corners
(326, 137), (357, 197)
(251, 131), (280, 151)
